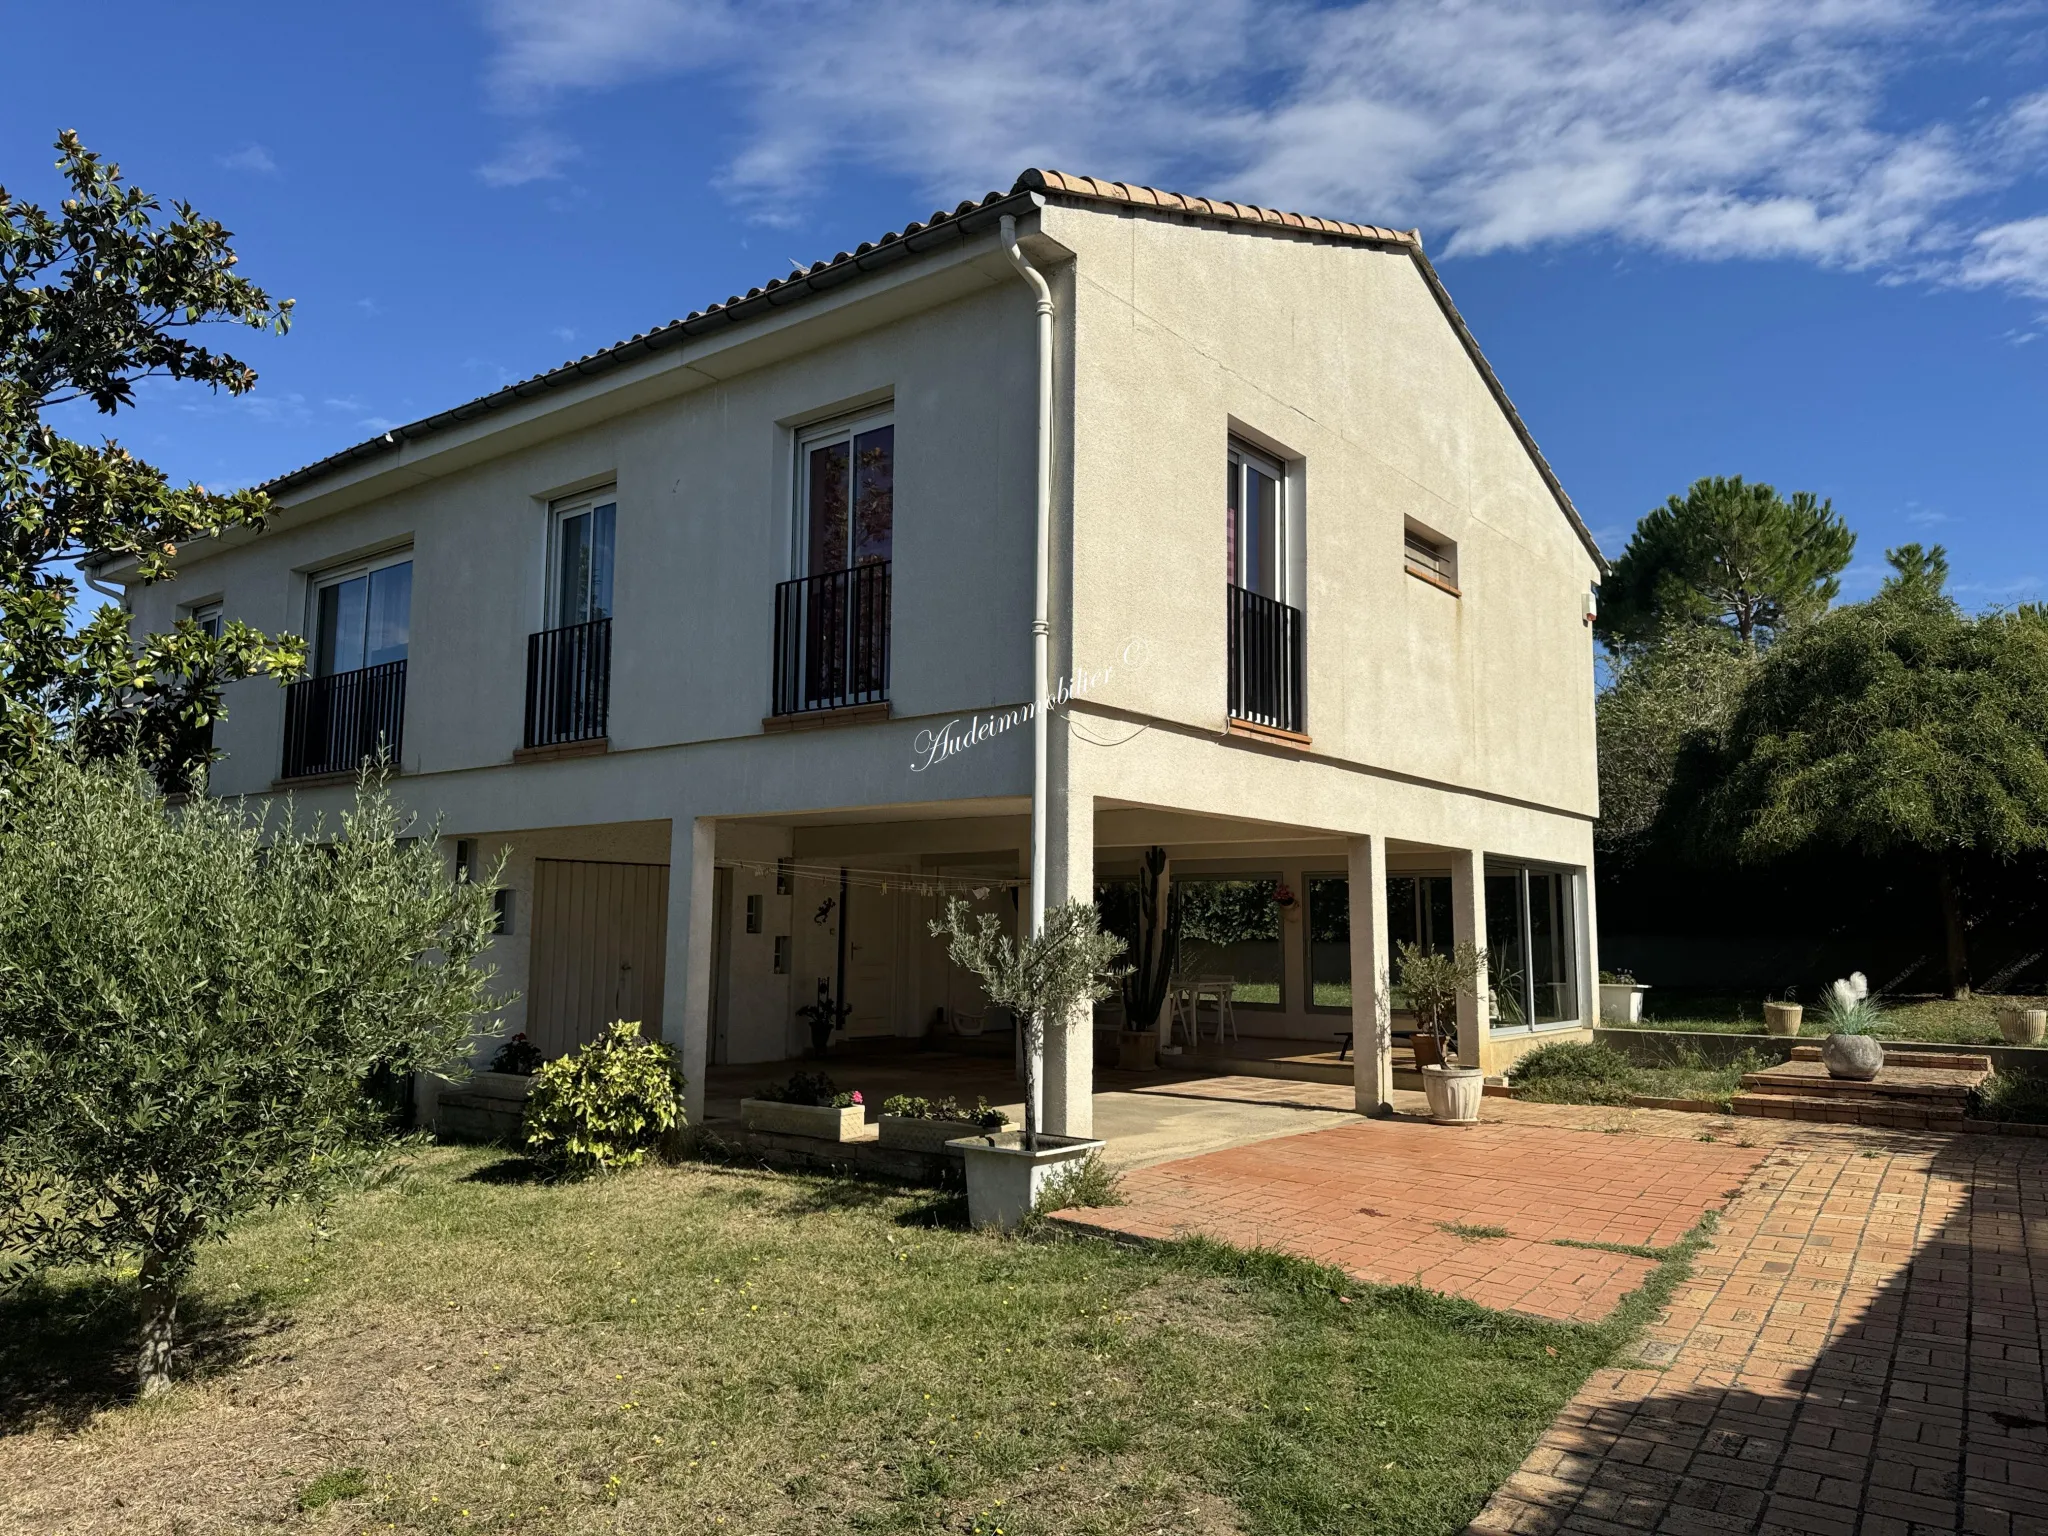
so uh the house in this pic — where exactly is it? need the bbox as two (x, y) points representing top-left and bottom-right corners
(95, 169), (1606, 1133)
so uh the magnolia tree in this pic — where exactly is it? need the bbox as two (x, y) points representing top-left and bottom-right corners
(0, 757), (503, 1394)
(931, 897), (1125, 1149)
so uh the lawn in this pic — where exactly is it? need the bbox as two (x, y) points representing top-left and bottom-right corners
(1614, 990), (2048, 1048)
(0, 1145), (1672, 1536)
(1507, 1040), (1766, 1110)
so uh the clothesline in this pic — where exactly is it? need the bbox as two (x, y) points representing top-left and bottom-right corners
(712, 856), (1024, 900)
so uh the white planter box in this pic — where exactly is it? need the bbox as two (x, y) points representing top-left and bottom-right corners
(877, 1115), (993, 1153)
(1598, 983), (1648, 1024)
(1421, 1064), (1484, 1125)
(948, 1132), (1105, 1231)
(739, 1098), (866, 1141)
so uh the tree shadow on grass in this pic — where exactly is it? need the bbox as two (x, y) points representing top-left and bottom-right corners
(460, 1155), (553, 1185)
(0, 1271), (277, 1436)
(894, 1188), (971, 1229)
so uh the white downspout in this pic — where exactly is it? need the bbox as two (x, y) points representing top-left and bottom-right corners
(1001, 211), (1054, 1144)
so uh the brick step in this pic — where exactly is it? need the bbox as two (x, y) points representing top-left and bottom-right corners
(1730, 1093), (1967, 1129)
(1738, 1072), (1978, 1100)
(1787, 1044), (1992, 1073)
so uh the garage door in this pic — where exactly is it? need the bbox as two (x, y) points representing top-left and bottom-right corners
(527, 858), (671, 1059)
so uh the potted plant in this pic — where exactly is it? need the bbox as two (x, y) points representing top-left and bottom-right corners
(1818, 972), (1884, 1081)
(930, 896), (1125, 1229)
(795, 980), (854, 1056)
(877, 1094), (1009, 1153)
(1762, 991), (1803, 1037)
(1117, 846), (1177, 1072)
(1596, 968), (1649, 1024)
(740, 1071), (866, 1139)
(1397, 940), (1488, 1124)
(1996, 1004), (2047, 1045)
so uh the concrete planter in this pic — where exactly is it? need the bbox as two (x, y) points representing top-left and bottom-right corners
(877, 1115), (993, 1153)
(1421, 1064), (1485, 1125)
(1997, 1007), (2047, 1045)
(1763, 1002), (1804, 1037)
(739, 1099), (865, 1140)
(1821, 1034), (1884, 1082)
(948, 1132), (1104, 1230)
(1598, 983), (1648, 1024)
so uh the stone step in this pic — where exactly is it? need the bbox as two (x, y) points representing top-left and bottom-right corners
(1787, 1044), (1992, 1073)
(1739, 1071), (1978, 1101)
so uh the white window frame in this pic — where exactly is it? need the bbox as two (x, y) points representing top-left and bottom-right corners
(1227, 440), (1291, 606)
(308, 548), (413, 675)
(793, 407), (894, 579)
(188, 601), (223, 639)
(545, 487), (618, 629)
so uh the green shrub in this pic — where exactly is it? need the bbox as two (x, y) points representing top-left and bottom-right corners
(1507, 1042), (1638, 1106)
(523, 1021), (683, 1176)
(1970, 1070), (2048, 1124)
(752, 1071), (860, 1109)
(1034, 1151), (1126, 1214)
(878, 1093), (1007, 1130)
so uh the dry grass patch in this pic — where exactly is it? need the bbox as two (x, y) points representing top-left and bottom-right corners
(2, 1146), (1636, 1535)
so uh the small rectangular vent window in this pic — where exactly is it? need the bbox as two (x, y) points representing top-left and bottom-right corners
(1404, 528), (1457, 589)
(772, 935), (791, 974)
(745, 894), (763, 934)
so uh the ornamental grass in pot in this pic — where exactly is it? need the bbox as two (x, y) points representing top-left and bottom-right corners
(1398, 939), (1488, 1124)
(1818, 973), (1885, 1081)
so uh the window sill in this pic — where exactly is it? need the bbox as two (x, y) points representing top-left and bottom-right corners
(513, 737), (610, 765)
(272, 769), (390, 791)
(1405, 564), (1461, 598)
(764, 700), (891, 733)
(1225, 717), (1312, 750)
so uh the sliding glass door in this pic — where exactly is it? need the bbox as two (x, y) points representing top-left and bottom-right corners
(1485, 863), (1580, 1028)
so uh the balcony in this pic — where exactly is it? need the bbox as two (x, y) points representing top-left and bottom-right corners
(772, 561), (890, 718)
(525, 617), (612, 749)
(1227, 584), (1305, 737)
(281, 659), (407, 780)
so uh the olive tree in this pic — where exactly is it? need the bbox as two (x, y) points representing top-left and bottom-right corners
(0, 756), (503, 1393)
(931, 898), (1124, 1149)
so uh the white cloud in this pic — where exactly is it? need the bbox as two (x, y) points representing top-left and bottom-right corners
(1959, 217), (2048, 298)
(476, 0), (2048, 294)
(477, 128), (581, 187)
(216, 144), (278, 175)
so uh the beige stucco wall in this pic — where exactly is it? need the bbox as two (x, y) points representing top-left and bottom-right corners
(1045, 202), (1601, 817)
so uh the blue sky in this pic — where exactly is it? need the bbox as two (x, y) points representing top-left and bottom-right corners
(8, 0), (2046, 606)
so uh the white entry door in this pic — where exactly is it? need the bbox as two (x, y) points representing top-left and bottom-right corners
(841, 879), (902, 1037)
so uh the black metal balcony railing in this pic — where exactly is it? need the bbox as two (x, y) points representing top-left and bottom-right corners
(773, 561), (890, 716)
(281, 659), (407, 779)
(1227, 583), (1305, 734)
(525, 617), (612, 748)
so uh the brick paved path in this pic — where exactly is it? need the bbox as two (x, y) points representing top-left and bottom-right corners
(1468, 1132), (2048, 1536)
(1053, 1118), (1765, 1323)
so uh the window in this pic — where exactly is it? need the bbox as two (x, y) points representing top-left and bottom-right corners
(550, 491), (615, 628)
(493, 888), (515, 937)
(454, 839), (475, 881)
(1227, 442), (1285, 600)
(745, 893), (763, 934)
(772, 934), (791, 975)
(798, 412), (893, 576)
(1175, 876), (1282, 1007)
(1404, 524), (1457, 590)
(1303, 874), (1456, 1014)
(1485, 864), (1579, 1028)
(189, 602), (222, 639)
(775, 858), (792, 896)
(312, 552), (412, 676)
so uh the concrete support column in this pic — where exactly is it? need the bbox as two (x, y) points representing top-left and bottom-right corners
(664, 816), (718, 1125)
(1448, 846), (1492, 1073)
(1040, 751), (1094, 1138)
(1580, 865), (1599, 1028)
(1347, 835), (1394, 1115)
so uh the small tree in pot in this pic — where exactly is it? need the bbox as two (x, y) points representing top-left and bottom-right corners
(1396, 940), (1489, 1123)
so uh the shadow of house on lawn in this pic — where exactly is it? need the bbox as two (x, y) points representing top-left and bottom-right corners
(0, 1271), (277, 1436)
(1471, 1134), (2048, 1535)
